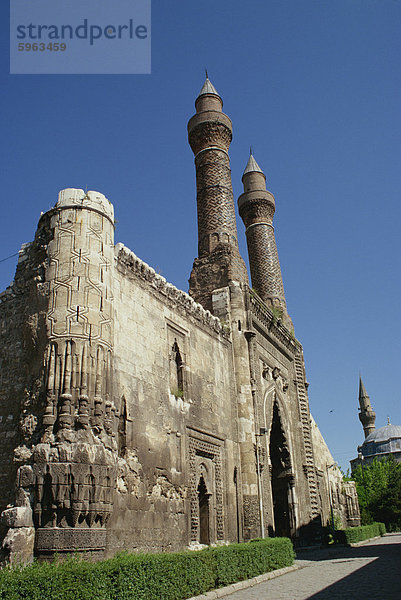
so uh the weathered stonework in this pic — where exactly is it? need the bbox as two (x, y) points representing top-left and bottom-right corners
(311, 417), (360, 528)
(188, 80), (248, 310)
(0, 77), (359, 562)
(238, 155), (291, 329)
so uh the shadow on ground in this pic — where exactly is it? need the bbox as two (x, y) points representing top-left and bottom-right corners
(295, 534), (400, 599)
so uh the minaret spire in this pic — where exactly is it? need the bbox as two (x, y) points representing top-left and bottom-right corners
(358, 376), (376, 438)
(188, 77), (248, 311)
(196, 74), (221, 103)
(238, 150), (291, 326)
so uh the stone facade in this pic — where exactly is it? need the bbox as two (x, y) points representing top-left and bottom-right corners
(0, 78), (359, 563)
(311, 417), (360, 529)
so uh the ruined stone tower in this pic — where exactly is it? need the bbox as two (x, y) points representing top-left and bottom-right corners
(1, 190), (119, 560)
(0, 76), (360, 563)
(34, 190), (118, 556)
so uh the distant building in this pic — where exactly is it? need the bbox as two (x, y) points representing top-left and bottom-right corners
(351, 378), (401, 472)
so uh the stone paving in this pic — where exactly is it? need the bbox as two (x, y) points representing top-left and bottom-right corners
(224, 533), (401, 600)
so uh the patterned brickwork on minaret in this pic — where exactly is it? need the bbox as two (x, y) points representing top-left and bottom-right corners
(188, 77), (248, 311)
(238, 152), (291, 326)
(358, 377), (376, 438)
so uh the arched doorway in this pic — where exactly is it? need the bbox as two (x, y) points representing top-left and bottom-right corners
(269, 401), (292, 538)
(197, 476), (210, 544)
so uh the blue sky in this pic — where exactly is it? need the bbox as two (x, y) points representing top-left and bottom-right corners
(1, 0), (400, 472)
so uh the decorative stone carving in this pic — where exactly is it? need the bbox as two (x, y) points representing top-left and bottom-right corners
(242, 495), (259, 533)
(262, 363), (269, 380)
(15, 190), (120, 557)
(188, 432), (224, 542)
(272, 366), (281, 380)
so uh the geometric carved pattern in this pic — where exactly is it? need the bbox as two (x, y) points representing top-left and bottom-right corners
(188, 99), (248, 310)
(239, 188), (286, 310)
(43, 340), (113, 436)
(294, 351), (320, 517)
(33, 461), (114, 530)
(239, 198), (275, 225)
(246, 224), (286, 305)
(188, 435), (224, 541)
(46, 190), (114, 350)
(196, 159), (231, 191)
(29, 190), (118, 555)
(195, 149), (239, 255)
(197, 186), (237, 245)
(189, 122), (232, 156)
(44, 191), (115, 441)
(242, 494), (260, 531)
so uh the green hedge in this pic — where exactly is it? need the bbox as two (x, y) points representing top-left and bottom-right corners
(0, 538), (294, 600)
(386, 522), (401, 533)
(335, 522), (386, 545)
(212, 538), (294, 588)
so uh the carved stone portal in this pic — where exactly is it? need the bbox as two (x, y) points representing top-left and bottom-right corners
(189, 433), (224, 544)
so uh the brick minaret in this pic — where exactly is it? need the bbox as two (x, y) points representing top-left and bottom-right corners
(238, 151), (291, 326)
(188, 76), (248, 311)
(358, 377), (376, 438)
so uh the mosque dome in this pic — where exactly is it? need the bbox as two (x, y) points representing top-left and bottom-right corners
(364, 424), (401, 444)
(360, 422), (401, 459)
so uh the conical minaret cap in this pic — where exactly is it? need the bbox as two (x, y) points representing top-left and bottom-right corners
(197, 76), (221, 100)
(242, 150), (265, 178)
(359, 376), (369, 401)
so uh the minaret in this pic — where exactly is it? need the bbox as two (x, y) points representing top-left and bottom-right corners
(358, 377), (376, 438)
(238, 150), (291, 326)
(188, 76), (248, 311)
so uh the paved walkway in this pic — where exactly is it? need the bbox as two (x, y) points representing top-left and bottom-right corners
(224, 533), (401, 600)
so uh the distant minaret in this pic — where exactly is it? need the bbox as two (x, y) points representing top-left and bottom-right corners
(358, 377), (376, 438)
(188, 76), (248, 311)
(238, 150), (291, 326)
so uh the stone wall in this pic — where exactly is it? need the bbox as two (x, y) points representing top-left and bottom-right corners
(311, 415), (360, 528)
(0, 218), (51, 561)
(0, 191), (244, 560)
(106, 244), (241, 553)
(0, 184), (360, 561)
